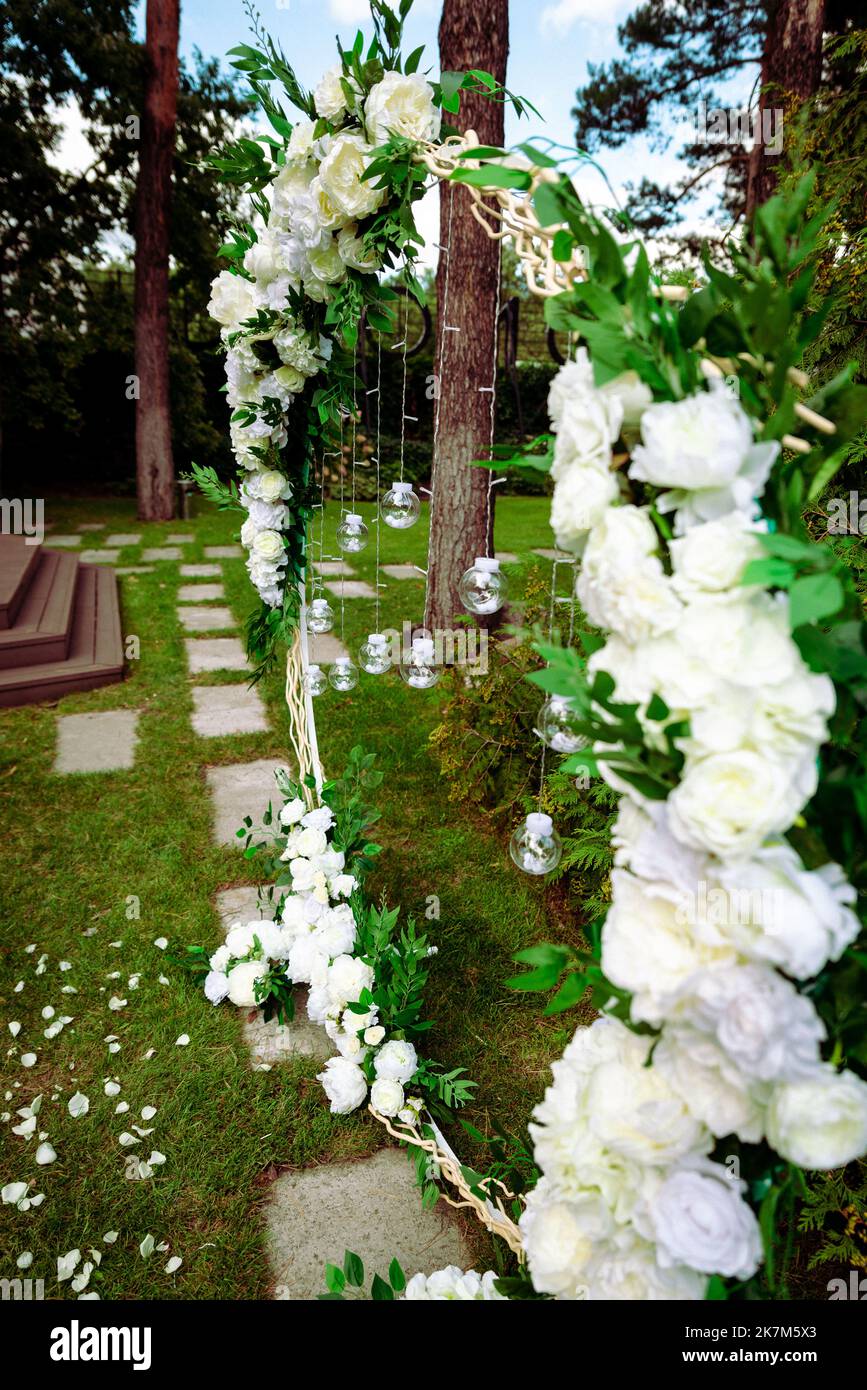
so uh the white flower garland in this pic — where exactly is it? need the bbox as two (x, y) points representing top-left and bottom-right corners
(519, 355), (867, 1300)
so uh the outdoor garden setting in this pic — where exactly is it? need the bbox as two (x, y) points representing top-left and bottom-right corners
(2, 0), (867, 1346)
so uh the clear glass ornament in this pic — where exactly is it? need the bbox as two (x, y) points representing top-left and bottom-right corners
(381, 481), (420, 529)
(328, 656), (358, 692)
(305, 663), (328, 697)
(336, 512), (369, 554)
(307, 596), (334, 634)
(399, 635), (439, 689)
(538, 695), (587, 754)
(458, 556), (506, 615)
(509, 812), (562, 876)
(358, 632), (392, 675)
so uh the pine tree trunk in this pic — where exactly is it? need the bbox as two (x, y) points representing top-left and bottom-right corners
(424, 0), (509, 636)
(746, 0), (826, 217)
(134, 0), (179, 521)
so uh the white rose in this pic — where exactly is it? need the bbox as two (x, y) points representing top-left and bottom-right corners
(654, 1029), (766, 1143)
(337, 225), (379, 272)
(364, 70), (441, 145)
(403, 1268), (506, 1301)
(668, 749), (810, 859)
(289, 857), (317, 893)
(766, 1069), (867, 1169)
(551, 393), (620, 478)
(585, 1235), (706, 1301)
(334, 1030), (367, 1061)
(373, 1038), (418, 1084)
(314, 64), (351, 121)
(669, 964), (825, 1083)
(329, 873), (357, 899)
(301, 805), (334, 833)
(243, 230), (281, 283)
(225, 922), (258, 958)
(751, 668), (834, 760)
(226, 959), (268, 1007)
(599, 370), (653, 441)
(306, 235), (347, 286)
(326, 953), (374, 1009)
(631, 386), (753, 490)
(547, 350), (595, 425)
(670, 512), (765, 595)
(209, 943), (232, 973)
(520, 1181), (614, 1297)
(318, 133), (385, 221)
(204, 971), (230, 1005)
(295, 826), (328, 858)
(576, 506), (681, 642)
(676, 592), (800, 693)
(364, 1025), (386, 1046)
(286, 118), (316, 162)
(251, 529), (285, 563)
(312, 905), (356, 959)
(248, 470), (292, 504)
(286, 935), (328, 987)
(550, 466), (618, 553)
(649, 1164), (762, 1280)
(370, 1077), (404, 1117)
(279, 797), (306, 827)
(208, 270), (258, 330)
(601, 870), (736, 1026)
(316, 1056), (368, 1115)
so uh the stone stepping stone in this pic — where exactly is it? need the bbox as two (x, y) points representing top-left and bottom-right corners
(54, 710), (140, 774)
(323, 580), (377, 600)
(142, 546), (183, 562)
(167, 533), (194, 544)
(116, 566), (155, 576)
(496, 551), (519, 564)
(178, 583), (225, 603)
(214, 884), (276, 924)
(205, 758), (291, 845)
(46, 534), (81, 547)
(267, 1148), (473, 1301)
(181, 564), (221, 578)
(105, 533), (142, 547)
(314, 560), (354, 577)
(178, 605), (235, 633)
(191, 684), (268, 738)
(380, 564), (421, 580)
(204, 545), (243, 559)
(80, 549), (119, 564)
(309, 634), (349, 665)
(76, 523), (104, 532)
(185, 637), (248, 674)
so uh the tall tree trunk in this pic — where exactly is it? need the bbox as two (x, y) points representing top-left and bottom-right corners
(134, 0), (179, 521)
(424, 0), (508, 636)
(746, 0), (826, 217)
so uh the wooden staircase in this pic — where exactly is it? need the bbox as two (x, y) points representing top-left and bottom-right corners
(0, 536), (125, 707)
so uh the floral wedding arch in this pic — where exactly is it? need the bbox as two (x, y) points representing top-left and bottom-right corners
(187, 0), (867, 1301)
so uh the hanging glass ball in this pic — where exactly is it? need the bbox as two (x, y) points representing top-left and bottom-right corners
(328, 656), (358, 692)
(307, 597), (334, 634)
(381, 481), (421, 529)
(358, 632), (392, 675)
(509, 812), (562, 876)
(538, 695), (587, 754)
(305, 663), (328, 697)
(399, 635), (439, 689)
(336, 512), (369, 553)
(458, 556), (506, 615)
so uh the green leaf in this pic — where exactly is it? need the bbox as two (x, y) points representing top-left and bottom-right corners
(788, 573), (845, 628)
(325, 1263), (346, 1293)
(371, 1273), (394, 1300)
(543, 972), (586, 1015)
(388, 1258), (406, 1292)
(451, 165), (532, 191)
(343, 1250), (364, 1287)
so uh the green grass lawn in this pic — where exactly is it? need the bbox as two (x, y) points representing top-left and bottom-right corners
(0, 493), (582, 1297)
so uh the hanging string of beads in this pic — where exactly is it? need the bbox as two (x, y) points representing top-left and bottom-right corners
(381, 275), (421, 529)
(360, 330), (393, 676)
(510, 556), (565, 875)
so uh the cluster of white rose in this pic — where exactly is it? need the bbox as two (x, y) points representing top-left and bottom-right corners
(525, 357), (867, 1299)
(402, 1267), (507, 1300)
(203, 793), (424, 1119)
(207, 66), (441, 609)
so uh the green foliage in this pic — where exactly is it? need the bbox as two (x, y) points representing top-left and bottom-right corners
(320, 1248), (407, 1300)
(797, 1162), (867, 1271)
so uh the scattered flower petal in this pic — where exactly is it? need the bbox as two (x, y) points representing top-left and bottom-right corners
(175, 1034), (190, 1047)
(20, 1053), (36, 1068)
(154, 938), (168, 951)
(68, 1091), (89, 1119)
(57, 1249), (81, 1281)
(165, 1256), (182, 1274)
(35, 1142), (57, 1165)
(139, 1234), (155, 1259)
(103, 1231), (119, 1244)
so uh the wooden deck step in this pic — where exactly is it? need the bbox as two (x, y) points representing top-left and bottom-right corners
(0, 564), (125, 708)
(0, 547), (79, 670)
(0, 534), (43, 631)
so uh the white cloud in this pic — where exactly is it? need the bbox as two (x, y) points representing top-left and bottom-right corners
(328, 0), (371, 21)
(540, 0), (631, 36)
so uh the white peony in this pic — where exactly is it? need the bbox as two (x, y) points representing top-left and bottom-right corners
(279, 797), (306, 827)
(766, 1069), (867, 1170)
(243, 230), (282, 283)
(306, 235), (348, 286)
(547, 351), (595, 425)
(551, 393), (621, 479)
(584, 1235), (706, 1301)
(317, 1056), (368, 1114)
(312, 904), (356, 959)
(336, 225), (379, 272)
(653, 1029), (767, 1143)
(295, 826), (328, 858)
(209, 943), (232, 973)
(329, 873), (357, 899)
(326, 953), (374, 1010)
(224, 922), (258, 958)
(204, 971), (230, 1005)
(520, 1180), (614, 1297)
(576, 506), (681, 642)
(286, 934), (328, 987)
(208, 270), (257, 329)
(373, 1038), (418, 1084)
(668, 749), (812, 859)
(670, 512), (765, 596)
(364, 70), (441, 146)
(286, 118), (316, 162)
(314, 64), (351, 121)
(550, 466), (618, 553)
(599, 370), (653, 441)
(251, 529), (285, 563)
(318, 133), (385, 221)
(403, 1268), (506, 1301)
(631, 387), (754, 492)
(370, 1077), (404, 1117)
(226, 959), (268, 1007)
(649, 1163), (762, 1280)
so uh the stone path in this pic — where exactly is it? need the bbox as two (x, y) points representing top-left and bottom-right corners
(178, 605), (235, 633)
(205, 759), (290, 845)
(105, 533), (142, 547)
(178, 582), (224, 602)
(191, 685), (268, 738)
(46, 534), (81, 547)
(204, 545), (243, 559)
(533, 547), (570, 561)
(323, 579), (377, 600)
(54, 710), (140, 774)
(309, 633), (349, 664)
(142, 546), (183, 562)
(185, 637), (248, 674)
(314, 560), (354, 577)
(181, 564), (221, 578)
(381, 563), (421, 580)
(80, 548), (120, 564)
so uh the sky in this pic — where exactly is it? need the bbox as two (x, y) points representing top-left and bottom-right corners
(54, 0), (757, 266)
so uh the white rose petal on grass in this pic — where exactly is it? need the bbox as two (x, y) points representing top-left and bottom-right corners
(108, 996), (127, 1011)
(115, 1102), (129, 1114)
(8, 1022), (21, 1037)
(35, 1142), (57, 1164)
(59, 961), (72, 971)
(20, 1053), (37, 1068)
(104, 1080), (121, 1097)
(148, 1151), (166, 1167)
(140, 1106), (157, 1121)
(139, 1234), (155, 1259)
(41, 1006), (55, 1020)
(154, 938), (168, 951)
(1, 1182), (28, 1206)
(118, 1132), (139, 1147)
(165, 1256), (182, 1274)
(57, 1249), (81, 1281)
(71, 1262), (94, 1294)
(17, 1252), (33, 1269)
(175, 1034), (190, 1047)
(68, 1092), (89, 1119)
(103, 1231), (119, 1244)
